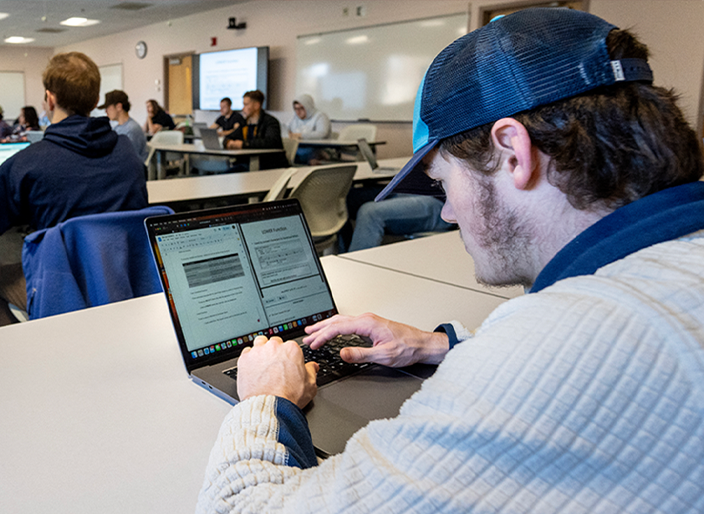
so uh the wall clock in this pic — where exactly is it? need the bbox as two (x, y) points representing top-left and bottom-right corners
(135, 41), (147, 59)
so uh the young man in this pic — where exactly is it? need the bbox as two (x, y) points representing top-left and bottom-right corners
(197, 9), (704, 512)
(99, 89), (149, 162)
(0, 52), (147, 326)
(223, 90), (288, 170)
(209, 96), (245, 137)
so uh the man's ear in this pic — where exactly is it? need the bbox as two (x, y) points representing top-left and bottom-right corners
(45, 90), (57, 111)
(490, 118), (537, 190)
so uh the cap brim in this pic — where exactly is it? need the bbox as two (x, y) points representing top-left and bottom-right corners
(375, 139), (439, 201)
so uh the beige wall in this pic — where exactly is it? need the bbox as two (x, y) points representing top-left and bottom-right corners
(0, 47), (54, 118)
(3, 0), (702, 157)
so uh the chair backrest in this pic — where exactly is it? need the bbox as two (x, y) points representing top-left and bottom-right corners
(22, 206), (174, 320)
(288, 164), (357, 238)
(149, 130), (183, 146)
(338, 124), (377, 142)
(262, 168), (297, 202)
(281, 137), (300, 165)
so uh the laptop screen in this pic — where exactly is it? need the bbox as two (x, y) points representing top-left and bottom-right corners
(146, 200), (337, 370)
(0, 142), (30, 166)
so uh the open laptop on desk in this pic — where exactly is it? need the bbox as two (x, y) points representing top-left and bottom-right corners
(145, 199), (429, 457)
(199, 127), (223, 150)
(191, 122), (208, 137)
(357, 138), (400, 173)
(0, 141), (30, 165)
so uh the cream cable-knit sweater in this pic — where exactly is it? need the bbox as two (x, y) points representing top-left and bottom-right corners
(197, 231), (704, 513)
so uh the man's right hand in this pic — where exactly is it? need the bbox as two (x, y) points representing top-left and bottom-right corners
(302, 313), (449, 368)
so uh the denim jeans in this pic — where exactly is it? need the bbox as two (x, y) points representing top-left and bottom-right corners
(348, 194), (453, 252)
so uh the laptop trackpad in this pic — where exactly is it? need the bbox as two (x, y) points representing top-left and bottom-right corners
(305, 366), (422, 456)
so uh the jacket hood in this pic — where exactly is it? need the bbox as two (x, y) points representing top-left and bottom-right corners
(43, 115), (118, 158)
(293, 94), (316, 119)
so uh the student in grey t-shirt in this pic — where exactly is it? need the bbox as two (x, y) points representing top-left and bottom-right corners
(98, 90), (149, 162)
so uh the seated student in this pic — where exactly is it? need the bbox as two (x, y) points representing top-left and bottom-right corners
(0, 52), (148, 326)
(348, 194), (455, 252)
(143, 99), (175, 135)
(197, 9), (704, 512)
(0, 105), (12, 138)
(2, 106), (40, 142)
(209, 97), (245, 137)
(223, 90), (288, 170)
(285, 94), (331, 164)
(99, 90), (149, 162)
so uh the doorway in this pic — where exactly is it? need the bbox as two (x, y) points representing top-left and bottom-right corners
(164, 53), (193, 118)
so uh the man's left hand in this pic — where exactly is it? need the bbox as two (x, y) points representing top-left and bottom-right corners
(226, 139), (244, 149)
(237, 336), (319, 409)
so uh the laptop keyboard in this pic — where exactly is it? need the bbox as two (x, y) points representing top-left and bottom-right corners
(223, 334), (372, 387)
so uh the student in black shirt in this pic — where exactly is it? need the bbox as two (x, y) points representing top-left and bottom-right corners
(143, 99), (175, 135)
(210, 97), (245, 137)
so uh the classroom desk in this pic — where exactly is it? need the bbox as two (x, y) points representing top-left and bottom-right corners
(147, 157), (406, 208)
(149, 142), (285, 178)
(297, 139), (386, 150)
(341, 231), (525, 299)
(147, 167), (288, 208)
(0, 251), (509, 514)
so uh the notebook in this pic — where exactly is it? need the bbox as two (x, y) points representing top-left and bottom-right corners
(199, 127), (223, 150)
(145, 199), (431, 457)
(357, 138), (400, 173)
(0, 142), (30, 166)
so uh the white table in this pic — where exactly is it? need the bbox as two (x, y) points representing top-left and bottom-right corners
(0, 252), (510, 513)
(147, 157), (407, 208)
(149, 142), (285, 178)
(341, 231), (525, 299)
(147, 168), (287, 207)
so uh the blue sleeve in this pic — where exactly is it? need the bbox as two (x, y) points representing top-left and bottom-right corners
(434, 323), (462, 349)
(275, 397), (318, 469)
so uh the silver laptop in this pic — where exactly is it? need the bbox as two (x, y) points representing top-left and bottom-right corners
(357, 138), (400, 173)
(145, 199), (431, 457)
(199, 127), (222, 150)
(192, 122), (208, 137)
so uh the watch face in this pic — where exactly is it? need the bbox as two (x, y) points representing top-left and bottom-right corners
(136, 41), (147, 59)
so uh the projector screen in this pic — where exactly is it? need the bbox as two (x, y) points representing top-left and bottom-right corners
(193, 46), (269, 111)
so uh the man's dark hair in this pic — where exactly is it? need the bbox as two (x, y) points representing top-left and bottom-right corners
(221, 97), (232, 106)
(440, 29), (704, 211)
(243, 90), (265, 105)
(42, 52), (100, 117)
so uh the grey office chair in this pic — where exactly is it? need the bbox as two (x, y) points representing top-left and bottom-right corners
(145, 130), (185, 179)
(262, 168), (297, 202)
(288, 164), (357, 255)
(281, 137), (300, 166)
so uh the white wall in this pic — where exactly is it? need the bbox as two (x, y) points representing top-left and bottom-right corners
(0, 47), (54, 119)
(4, 0), (702, 156)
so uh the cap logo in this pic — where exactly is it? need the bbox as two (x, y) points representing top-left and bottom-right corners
(611, 60), (626, 81)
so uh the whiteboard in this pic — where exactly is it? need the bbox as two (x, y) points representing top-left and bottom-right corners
(92, 63), (123, 116)
(0, 72), (26, 121)
(296, 13), (469, 122)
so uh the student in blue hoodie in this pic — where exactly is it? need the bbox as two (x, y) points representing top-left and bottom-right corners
(0, 51), (148, 325)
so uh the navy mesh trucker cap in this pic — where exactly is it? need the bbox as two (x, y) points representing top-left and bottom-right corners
(376, 8), (653, 201)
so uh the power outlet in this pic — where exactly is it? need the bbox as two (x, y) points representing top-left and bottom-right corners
(342, 7), (350, 17)
(356, 5), (366, 17)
